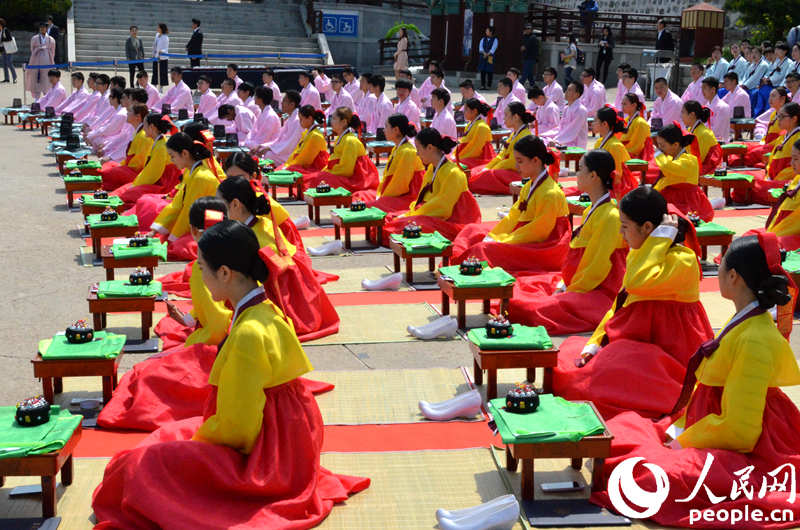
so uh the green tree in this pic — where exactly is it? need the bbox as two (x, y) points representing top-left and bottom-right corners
(725, 0), (800, 43)
(0, 0), (72, 30)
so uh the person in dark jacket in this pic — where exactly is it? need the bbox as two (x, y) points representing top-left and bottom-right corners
(578, 0), (598, 43)
(655, 19), (674, 51)
(520, 24), (540, 87)
(186, 18), (203, 67)
(596, 25), (614, 84)
(126, 25), (145, 88)
(46, 15), (60, 62)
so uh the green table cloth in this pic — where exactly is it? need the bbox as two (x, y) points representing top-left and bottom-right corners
(438, 261), (516, 288)
(567, 198), (591, 209)
(626, 158), (648, 165)
(488, 394), (606, 444)
(331, 207), (387, 223)
(706, 172), (754, 183)
(304, 187), (352, 198)
(97, 280), (162, 299)
(562, 147), (586, 155)
(390, 231), (452, 254)
(722, 143), (748, 149)
(0, 406), (81, 459)
(467, 325), (553, 350)
(366, 140), (395, 148)
(80, 194), (124, 208)
(266, 170), (302, 185)
(782, 250), (800, 274)
(695, 221), (736, 237)
(86, 214), (139, 229)
(64, 174), (101, 183)
(111, 239), (168, 261)
(65, 159), (101, 170)
(258, 158), (274, 168)
(770, 187), (785, 199)
(39, 331), (125, 360)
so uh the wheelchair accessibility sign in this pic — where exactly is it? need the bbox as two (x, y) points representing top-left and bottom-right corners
(322, 11), (358, 37)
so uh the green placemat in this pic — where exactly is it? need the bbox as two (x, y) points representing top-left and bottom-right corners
(783, 250), (800, 274)
(770, 187), (785, 199)
(39, 331), (125, 360)
(695, 221), (736, 237)
(304, 186), (352, 198)
(626, 158), (647, 165)
(562, 147), (586, 155)
(266, 170), (302, 185)
(97, 280), (162, 299)
(487, 395), (606, 444)
(707, 172), (754, 183)
(438, 261), (516, 288)
(0, 406), (81, 459)
(65, 159), (101, 170)
(390, 231), (452, 254)
(86, 214), (139, 229)
(64, 174), (101, 183)
(467, 325), (553, 350)
(111, 239), (168, 261)
(567, 198), (591, 209)
(258, 158), (274, 168)
(80, 194), (124, 208)
(331, 206), (387, 223)
(366, 140), (395, 148)
(722, 143), (748, 149)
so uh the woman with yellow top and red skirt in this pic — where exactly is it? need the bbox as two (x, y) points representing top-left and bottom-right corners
(218, 176), (339, 342)
(352, 113), (425, 213)
(620, 93), (654, 160)
(503, 150), (627, 334)
(92, 221), (369, 529)
(382, 127), (481, 243)
(283, 105), (329, 175)
(112, 112), (182, 207)
(553, 187), (713, 420)
(728, 87), (788, 168)
(451, 136), (570, 274)
(303, 107), (379, 193)
(653, 123), (715, 222)
(455, 98), (495, 168)
(592, 233), (800, 529)
(100, 102), (153, 190)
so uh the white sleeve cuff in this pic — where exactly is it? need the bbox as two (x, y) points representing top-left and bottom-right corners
(182, 313), (196, 327)
(167, 233), (179, 242)
(150, 222), (168, 235)
(580, 343), (600, 357)
(651, 224), (678, 241)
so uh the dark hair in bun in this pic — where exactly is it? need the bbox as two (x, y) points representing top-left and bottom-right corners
(723, 236), (792, 309)
(683, 100), (711, 123)
(464, 97), (491, 116)
(223, 151), (259, 178)
(416, 127), (457, 154)
(298, 104), (325, 124)
(189, 196), (228, 230)
(217, 175), (271, 216)
(198, 220), (268, 283)
(583, 149), (615, 190)
(658, 123), (695, 148)
(165, 132), (212, 160)
(506, 101), (535, 124)
(596, 106), (625, 133)
(620, 186), (687, 244)
(513, 135), (555, 165)
(386, 113), (417, 138)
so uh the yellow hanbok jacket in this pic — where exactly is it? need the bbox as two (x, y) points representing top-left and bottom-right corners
(152, 162), (219, 240)
(458, 118), (493, 159)
(692, 122), (718, 162)
(132, 135), (170, 186)
(378, 140), (424, 197)
(567, 200), (625, 293)
(654, 150), (699, 190)
(766, 128), (800, 181)
(286, 126), (327, 168)
(185, 260), (232, 347)
(123, 126), (153, 170)
(594, 133), (630, 178)
(620, 115), (651, 157)
(489, 173), (567, 244)
(251, 215), (297, 257)
(328, 131), (365, 177)
(404, 159), (466, 218)
(485, 126), (531, 171)
(767, 175), (800, 236)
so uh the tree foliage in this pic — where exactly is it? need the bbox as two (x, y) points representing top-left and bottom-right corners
(725, 0), (800, 43)
(0, 0), (72, 30)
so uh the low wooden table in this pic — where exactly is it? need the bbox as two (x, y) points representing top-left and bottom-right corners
(65, 180), (103, 208)
(699, 175), (752, 205)
(625, 160), (650, 186)
(469, 341), (558, 400)
(55, 152), (87, 174)
(81, 201), (124, 221)
(698, 232), (734, 261)
(32, 349), (123, 404)
(509, 181), (524, 203)
(331, 212), (384, 250)
(731, 121), (756, 141)
(505, 401), (612, 501)
(304, 193), (353, 225)
(0, 424), (81, 519)
(88, 224), (139, 261)
(389, 238), (453, 285)
(100, 244), (159, 281)
(3, 109), (20, 125)
(722, 144), (748, 165)
(491, 130), (511, 150)
(562, 150), (584, 172)
(436, 273), (515, 330)
(267, 176), (304, 202)
(87, 286), (156, 340)
(367, 142), (394, 165)
(20, 113), (42, 130)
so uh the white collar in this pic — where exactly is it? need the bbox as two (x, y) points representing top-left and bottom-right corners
(232, 286), (264, 323)
(599, 131), (613, 148)
(586, 192), (611, 217)
(691, 120), (702, 133)
(718, 300), (760, 338)
(525, 169), (550, 201)
(190, 160), (203, 174)
(243, 214), (254, 226)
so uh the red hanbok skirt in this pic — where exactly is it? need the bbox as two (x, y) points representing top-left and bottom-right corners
(552, 299), (713, 419)
(284, 150), (330, 175)
(501, 246), (627, 335)
(111, 164), (182, 208)
(660, 182), (714, 222)
(727, 141), (772, 169)
(381, 191), (482, 245)
(591, 387), (800, 528)
(450, 217), (571, 274)
(92, 379), (370, 529)
(468, 152), (560, 195)
(128, 193), (169, 232)
(302, 155), (379, 193)
(100, 161), (138, 191)
(456, 142), (496, 169)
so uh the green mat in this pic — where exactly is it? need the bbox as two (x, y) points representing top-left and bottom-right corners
(783, 250), (800, 274)
(467, 325), (553, 350)
(331, 206), (387, 223)
(80, 194), (124, 208)
(266, 170), (302, 185)
(367, 140), (395, 148)
(304, 186), (352, 198)
(770, 187), (785, 199)
(487, 395), (605, 444)
(65, 159), (101, 170)
(111, 239), (168, 261)
(97, 280), (162, 299)
(626, 158), (647, 165)
(562, 147), (586, 155)
(0, 406), (81, 459)
(438, 261), (516, 288)
(64, 174), (101, 183)
(39, 331), (125, 360)
(85, 214), (139, 229)
(722, 143), (747, 149)
(258, 158), (274, 168)
(707, 172), (754, 183)
(695, 221), (736, 237)
(390, 231), (452, 254)
(567, 198), (591, 209)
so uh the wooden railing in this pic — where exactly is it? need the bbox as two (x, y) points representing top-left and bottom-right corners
(323, 0), (429, 8)
(378, 36), (431, 66)
(528, 2), (681, 45)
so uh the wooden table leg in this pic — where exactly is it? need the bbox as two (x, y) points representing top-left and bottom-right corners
(307, 203), (313, 222)
(499, 298), (509, 315)
(521, 459), (534, 500)
(42, 378), (54, 404)
(93, 235), (101, 261)
(53, 377), (63, 394)
(473, 358), (483, 385)
(393, 252), (400, 273)
(61, 455), (74, 486)
(571, 457), (582, 470)
(405, 256), (413, 284)
(344, 227), (351, 249)
(67, 190), (74, 209)
(0, 476), (4, 487)
(487, 369), (498, 400)
(271, 185), (277, 200)
(101, 312), (107, 329)
(376, 226), (383, 247)
(105, 267), (114, 281)
(543, 367), (554, 393)
(482, 299), (490, 314)
(333, 224), (341, 241)
(40, 474), (56, 518)
(141, 311), (152, 340)
(428, 256), (435, 271)
(721, 243), (729, 256)
(441, 292), (450, 315)
(701, 245), (708, 261)
(591, 458), (606, 491)
(102, 376), (113, 404)
(506, 446), (518, 472)
(314, 205), (321, 225)
(92, 312), (103, 331)
(442, 255), (450, 266)
(526, 367), (536, 383)
(457, 299), (466, 330)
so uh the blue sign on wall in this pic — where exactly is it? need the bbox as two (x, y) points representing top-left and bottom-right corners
(322, 12), (359, 37)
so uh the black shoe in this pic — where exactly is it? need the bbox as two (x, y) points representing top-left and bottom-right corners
(0, 80), (8, 83)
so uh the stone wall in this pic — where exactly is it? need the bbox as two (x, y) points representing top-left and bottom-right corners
(536, 0), (741, 27)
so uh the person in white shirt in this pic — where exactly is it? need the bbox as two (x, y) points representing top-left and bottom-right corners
(312, 67), (333, 102)
(325, 74), (354, 117)
(494, 77), (520, 128)
(742, 47), (770, 92)
(36, 69), (66, 109)
(262, 90), (303, 166)
(701, 76), (732, 142)
(208, 79), (242, 126)
(398, 69), (422, 107)
(368, 74), (394, 135)
(682, 62), (706, 102)
(552, 81), (588, 149)
(195, 74), (217, 119)
(430, 88), (457, 139)
(88, 88), (127, 148)
(151, 23), (169, 88)
(421, 69), (448, 110)
(261, 68), (282, 110)
(541, 67), (565, 111)
(342, 67), (361, 104)
(356, 73), (375, 125)
(579, 67), (606, 117)
(135, 70), (160, 109)
(245, 86), (281, 152)
(704, 45), (729, 81)
(768, 42), (794, 87)
(218, 103), (255, 144)
(226, 63), (243, 89)
(56, 72), (89, 114)
(617, 67), (645, 108)
(458, 79), (487, 107)
(394, 78), (421, 129)
(237, 82), (260, 118)
(612, 63), (632, 109)
(154, 66), (193, 117)
(298, 70), (322, 110)
(722, 71), (751, 118)
(528, 85), (560, 141)
(651, 77), (683, 128)
(505, 67), (527, 102)
(727, 42), (749, 81)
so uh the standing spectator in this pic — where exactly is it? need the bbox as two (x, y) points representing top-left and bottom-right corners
(787, 24), (800, 48)
(25, 23), (55, 100)
(0, 18), (17, 84)
(477, 27), (498, 90)
(125, 26), (145, 88)
(560, 34), (579, 84)
(578, 0), (598, 43)
(152, 23), (169, 88)
(595, 25), (614, 84)
(520, 24), (539, 87)
(186, 18), (203, 67)
(393, 28), (408, 79)
(655, 19), (674, 51)
(46, 15), (60, 63)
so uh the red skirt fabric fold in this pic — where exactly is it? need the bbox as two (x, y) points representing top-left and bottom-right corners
(302, 155), (379, 193)
(285, 150), (330, 175)
(111, 164), (182, 208)
(660, 182), (714, 222)
(381, 191), (482, 245)
(100, 162), (138, 191)
(92, 379), (369, 529)
(128, 193), (169, 232)
(468, 167), (521, 195)
(456, 142), (496, 169)
(158, 262), (193, 298)
(727, 142), (771, 168)
(167, 233), (198, 262)
(352, 169), (425, 214)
